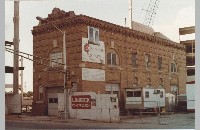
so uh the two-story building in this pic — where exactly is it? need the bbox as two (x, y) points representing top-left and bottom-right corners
(32, 8), (186, 116)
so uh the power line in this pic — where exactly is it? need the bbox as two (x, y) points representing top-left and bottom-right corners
(5, 47), (65, 74)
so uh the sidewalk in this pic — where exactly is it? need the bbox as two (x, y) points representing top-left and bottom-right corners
(6, 114), (98, 123)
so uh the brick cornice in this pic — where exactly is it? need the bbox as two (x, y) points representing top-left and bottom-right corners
(32, 14), (185, 50)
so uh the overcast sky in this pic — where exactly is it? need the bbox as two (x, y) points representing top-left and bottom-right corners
(5, 0), (195, 92)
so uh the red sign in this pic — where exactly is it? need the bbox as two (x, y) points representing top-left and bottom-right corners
(71, 95), (91, 109)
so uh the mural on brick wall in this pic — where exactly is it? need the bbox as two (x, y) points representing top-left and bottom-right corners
(82, 68), (105, 81)
(82, 37), (105, 64)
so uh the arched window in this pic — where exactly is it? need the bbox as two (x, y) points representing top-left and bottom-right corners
(170, 62), (177, 73)
(107, 49), (119, 66)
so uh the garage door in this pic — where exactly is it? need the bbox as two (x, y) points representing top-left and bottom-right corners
(48, 93), (58, 115)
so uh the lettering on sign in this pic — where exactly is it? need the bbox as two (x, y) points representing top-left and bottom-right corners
(71, 95), (91, 109)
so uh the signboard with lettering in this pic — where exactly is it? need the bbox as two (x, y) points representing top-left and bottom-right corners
(71, 95), (91, 109)
(82, 68), (105, 81)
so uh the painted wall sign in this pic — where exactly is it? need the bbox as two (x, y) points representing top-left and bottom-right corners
(82, 38), (105, 64)
(82, 68), (105, 81)
(71, 95), (91, 109)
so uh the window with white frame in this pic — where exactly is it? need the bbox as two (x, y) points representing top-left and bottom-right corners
(145, 54), (151, 68)
(50, 52), (62, 67)
(107, 52), (117, 66)
(88, 26), (99, 44)
(38, 85), (43, 101)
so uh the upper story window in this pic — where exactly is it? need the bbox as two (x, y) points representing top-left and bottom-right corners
(132, 53), (137, 68)
(107, 53), (116, 65)
(145, 54), (151, 69)
(170, 62), (177, 73)
(50, 52), (63, 67)
(158, 57), (162, 70)
(88, 26), (99, 44)
(107, 49), (119, 66)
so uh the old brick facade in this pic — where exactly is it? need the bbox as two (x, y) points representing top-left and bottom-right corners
(32, 8), (186, 115)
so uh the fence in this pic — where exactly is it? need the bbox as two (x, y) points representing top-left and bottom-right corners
(125, 100), (195, 125)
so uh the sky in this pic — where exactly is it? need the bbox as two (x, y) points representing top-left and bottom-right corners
(5, 0), (195, 92)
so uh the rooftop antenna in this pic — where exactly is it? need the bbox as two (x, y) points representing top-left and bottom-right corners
(128, 0), (133, 29)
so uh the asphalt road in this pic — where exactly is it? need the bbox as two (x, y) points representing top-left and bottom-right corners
(6, 113), (195, 129)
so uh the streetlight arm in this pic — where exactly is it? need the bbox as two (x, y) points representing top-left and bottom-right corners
(36, 16), (64, 34)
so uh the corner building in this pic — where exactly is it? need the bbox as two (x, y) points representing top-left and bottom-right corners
(32, 8), (186, 115)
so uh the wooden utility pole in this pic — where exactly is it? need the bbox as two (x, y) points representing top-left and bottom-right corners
(13, 0), (20, 94)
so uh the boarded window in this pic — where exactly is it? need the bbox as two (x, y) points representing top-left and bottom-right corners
(50, 52), (63, 67)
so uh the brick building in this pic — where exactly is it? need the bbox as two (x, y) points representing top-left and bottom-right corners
(32, 8), (186, 115)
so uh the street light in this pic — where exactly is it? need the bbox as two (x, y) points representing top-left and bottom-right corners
(36, 16), (69, 119)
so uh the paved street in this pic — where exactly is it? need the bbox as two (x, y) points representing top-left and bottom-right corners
(6, 113), (195, 129)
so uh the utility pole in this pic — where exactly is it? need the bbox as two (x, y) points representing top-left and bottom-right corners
(13, 0), (20, 94)
(20, 56), (23, 106)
